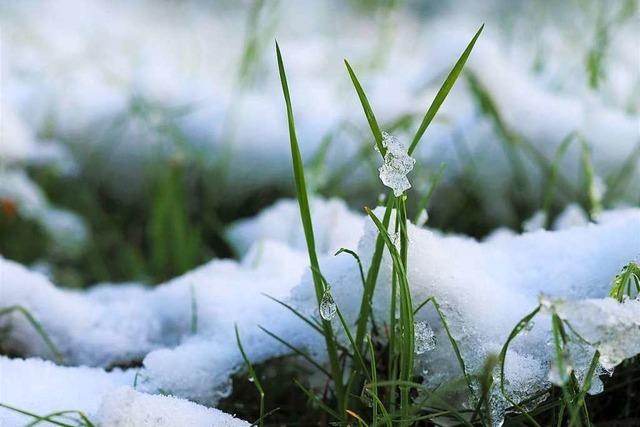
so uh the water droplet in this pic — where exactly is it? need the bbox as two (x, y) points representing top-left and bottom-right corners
(414, 321), (436, 354)
(523, 320), (535, 332)
(319, 289), (337, 321)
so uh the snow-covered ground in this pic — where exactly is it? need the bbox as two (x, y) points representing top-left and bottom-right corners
(2, 198), (638, 423)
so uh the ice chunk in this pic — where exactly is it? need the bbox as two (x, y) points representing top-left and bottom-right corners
(378, 132), (416, 197)
(551, 297), (640, 371)
(414, 321), (436, 354)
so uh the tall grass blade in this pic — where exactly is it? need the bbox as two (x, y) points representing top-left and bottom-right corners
(276, 41), (345, 413)
(408, 25), (484, 155)
(344, 60), (385, 154)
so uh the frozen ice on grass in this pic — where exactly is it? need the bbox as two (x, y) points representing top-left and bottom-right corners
(2, 198), (640, 412)
(551, 297), (640, 371)
(378, 132), (416, 196)
(414, 321), (436, 354)
(0, 357), (248, 426)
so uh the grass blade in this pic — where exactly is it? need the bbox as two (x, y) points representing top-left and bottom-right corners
(0, 305), (64, 364)
(344, 60), (385, 155)
(258, 326), (332, 378)
(276, 41), (345, 414)
(235, 324), (265, 427)
(408, 25), (484, 155)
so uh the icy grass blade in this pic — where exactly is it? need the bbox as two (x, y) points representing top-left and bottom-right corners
(235, 325), (265, 427)
(344, 60), (385, 155)
(0, 305), (64, 364)
(408, 24), (484, 156)
(276, 41), (345, 413)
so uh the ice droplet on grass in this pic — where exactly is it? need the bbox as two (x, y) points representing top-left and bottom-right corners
(414, 321), (436, 354)
(319, 289), (337, 321)
(378, 132), (416, 197)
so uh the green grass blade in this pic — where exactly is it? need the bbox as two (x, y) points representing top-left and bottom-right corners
(276, 41), (345, 414)
(293, 379), (341, 419)
(408, 25), (484, 155)
(235, 324), (265, 427)
(0, 403), (79, 427)
(262, 293), (323, 334)
(0, 305), (64, 364)
(354, 196), (395, 353)
(344, 60), (385, 155)
(497, 305), (542, 427)
(258, 325), (332, 378)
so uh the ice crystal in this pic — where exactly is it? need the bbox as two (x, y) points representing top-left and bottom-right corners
(414, 321), (436, 354)
(378, 132), (415, 197)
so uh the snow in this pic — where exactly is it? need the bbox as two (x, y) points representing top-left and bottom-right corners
(0, 357), (248, 426)
(0, 356), (134, 425)
(2, 198), (639, 417)
(95, 387), (249, 427)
